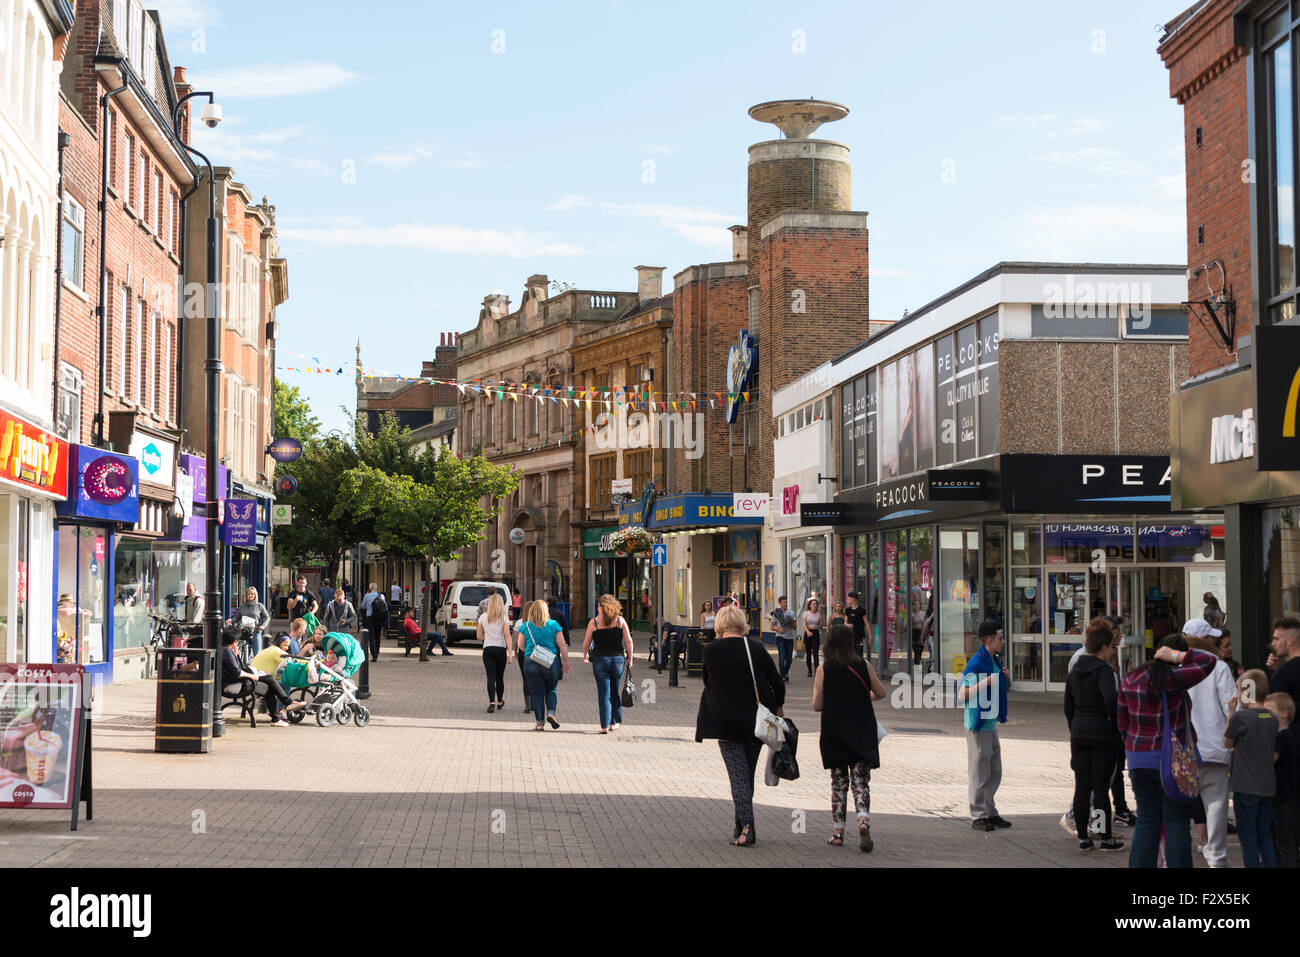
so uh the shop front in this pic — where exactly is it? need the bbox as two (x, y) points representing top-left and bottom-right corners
(830, 454), (1224, 689)
(154, 454), (228, 624)
(1171, 351), (1300, 669)
(580, 526), (654, 628)
(108, 415), (181, 673)
(225, 486), (272, 621)
(772, 469), (836, 634)
(630, 493), (766, 635)
(0, 409), (68, 667)
(54, 444), (140, 684)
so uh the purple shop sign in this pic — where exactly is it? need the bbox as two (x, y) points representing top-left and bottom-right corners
(222, 499), (257, 547)
(178, 454), (228, 505)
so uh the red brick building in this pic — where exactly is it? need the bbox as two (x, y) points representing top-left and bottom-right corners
(654, 100), (880, 634)
(55, 0), (197, 678)
(1160, 0), (1300, 667)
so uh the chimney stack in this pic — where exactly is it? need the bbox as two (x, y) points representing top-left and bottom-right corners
(728, 226), (748, 262)
(174, 66), (193, 143)
(635, 266), (665, 304)
(525, 274), (549, 303)
(483, 293), (510, 319)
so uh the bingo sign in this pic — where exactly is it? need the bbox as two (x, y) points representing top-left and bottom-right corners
(0, 664), (87, 814)
(222, 499), (258, 546)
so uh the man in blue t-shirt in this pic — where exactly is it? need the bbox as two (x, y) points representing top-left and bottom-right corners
(958, 618), (1010, 832)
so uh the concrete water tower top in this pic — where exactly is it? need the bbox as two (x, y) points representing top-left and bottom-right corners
(748, 99), (849, 139)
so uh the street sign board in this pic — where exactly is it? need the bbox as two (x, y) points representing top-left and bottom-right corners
(272, 504), (292, 525)
(652, 544), (667, 566)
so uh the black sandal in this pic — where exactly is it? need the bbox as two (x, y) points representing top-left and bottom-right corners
(731, 824), (755, 848)
(487, 703), (496, 713)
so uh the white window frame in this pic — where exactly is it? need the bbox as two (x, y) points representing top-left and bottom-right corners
(116, 284), (127, 394)
(160, 322), (171, 421)
(142, 14), (156, 97)
(57, 363), (83, 441)
(61, 195), (85, 290)
(128, 0), (143, 71)
(123, 133), (135, 210)
(153, 168), (163, 234)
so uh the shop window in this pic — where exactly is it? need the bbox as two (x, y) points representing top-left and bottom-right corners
(1011, 524), (1041, 566)
(0, 496), (26, 664)
(1136, 523), (1224, 563)
(1264, 507), (1300, 621)
(1253, 8), (1297, 322)
(938, 527), (979, 673)
(56, 525), (108, 666)
(114, 538), (153, 651)
(1044, 523), (1134, 565)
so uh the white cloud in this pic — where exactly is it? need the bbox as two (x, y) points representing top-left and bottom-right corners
(545, 194), (736, 247)
(365, 143), (483, 171)
(1032, 147), (1121, 165)
(191, 62), (361, 98)
(664, 223), (731, 247)
(188, 122), (326, 175)
(149, 0), (219, 31)
(990, 200), (1185, 261)
(279, 224), (588, 257)
(641, 145), (671, 155)
(545, 194), (594, 212)
(995, 113), (1058, 128)
(1142, 171), (1187, 202)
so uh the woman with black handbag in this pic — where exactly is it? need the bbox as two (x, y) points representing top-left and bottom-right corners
(813, 624), (885, 851)
(695, 604), (785, 848)
(582, 594), (634, 734)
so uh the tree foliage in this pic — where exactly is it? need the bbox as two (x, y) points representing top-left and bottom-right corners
(272, 408), (517, 583)
(273, 381), (321, 445)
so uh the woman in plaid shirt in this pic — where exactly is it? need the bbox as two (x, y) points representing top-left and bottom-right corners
(1118, 636), (1218, 868)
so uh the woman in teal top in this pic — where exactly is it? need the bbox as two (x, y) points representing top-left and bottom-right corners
(516, 600), (571, 730)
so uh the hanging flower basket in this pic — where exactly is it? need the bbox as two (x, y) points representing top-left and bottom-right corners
(610, 526), (653, 555)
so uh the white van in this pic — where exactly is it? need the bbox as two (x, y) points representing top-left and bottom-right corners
(435, 581), (512, 643)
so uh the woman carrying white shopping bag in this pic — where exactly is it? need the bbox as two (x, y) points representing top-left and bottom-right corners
(694, 604), (786, 847)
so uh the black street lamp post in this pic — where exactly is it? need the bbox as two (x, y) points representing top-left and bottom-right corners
(173, 91), (225, 737)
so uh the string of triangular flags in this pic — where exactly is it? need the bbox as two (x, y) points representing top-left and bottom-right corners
(275, 351), (753, 410)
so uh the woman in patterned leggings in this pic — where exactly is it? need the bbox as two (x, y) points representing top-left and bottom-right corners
(814, 624), (885, 851)
(695, 605), (786, 847)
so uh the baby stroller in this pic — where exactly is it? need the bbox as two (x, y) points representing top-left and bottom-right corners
(285, 653), (371, 728)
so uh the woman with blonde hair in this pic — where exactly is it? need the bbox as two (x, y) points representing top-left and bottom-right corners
(478, 593), (512, 713)
(517, 600), (570, 731)
(695, 603), (785, 847)
(699, 601), (716, 635)
(583, 594), (635, 733)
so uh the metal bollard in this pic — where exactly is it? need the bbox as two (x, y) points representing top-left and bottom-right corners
(668, 631), (679, 688)
(357, 629), (372, 699)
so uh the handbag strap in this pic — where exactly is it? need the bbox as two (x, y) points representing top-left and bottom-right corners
(738, 634), (761, 706)
(1159, 689), (1191, 748)
(846, 661), (871, 695)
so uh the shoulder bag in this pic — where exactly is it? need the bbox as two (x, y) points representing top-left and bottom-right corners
(740, 636), (785, 748)
(620, 655), (636, 708)
(526, 624), (556, 668)
(846, 661), (888, 742)
(1159, 690), (1200, 803)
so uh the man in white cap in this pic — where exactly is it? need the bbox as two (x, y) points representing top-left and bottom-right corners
(1182, 616), (1234, 866)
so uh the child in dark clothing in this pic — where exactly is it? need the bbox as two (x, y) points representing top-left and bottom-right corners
(1266, 692), (1298, 868)
(1225, 670), (1279, 868)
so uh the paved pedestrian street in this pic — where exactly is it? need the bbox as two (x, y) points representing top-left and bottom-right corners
(0, 641), (1240, 868)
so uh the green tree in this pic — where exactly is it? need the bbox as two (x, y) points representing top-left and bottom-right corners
(271, 432), (367, 585)
(273, 380), (321, 444)
(335, 448), (518, 659)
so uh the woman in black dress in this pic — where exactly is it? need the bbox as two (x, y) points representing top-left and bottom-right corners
(695, 604), (785, 847)
(813, 624), (886, 851)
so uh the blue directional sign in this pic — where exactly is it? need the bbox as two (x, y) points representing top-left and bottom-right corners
(652, 544), (668, 566)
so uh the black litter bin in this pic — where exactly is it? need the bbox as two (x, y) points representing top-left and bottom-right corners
(686, 631), (706, 676)
(155, 647), (214, 753)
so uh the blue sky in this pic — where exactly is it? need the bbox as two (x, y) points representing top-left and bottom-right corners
(154, 0), (1189, 433)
